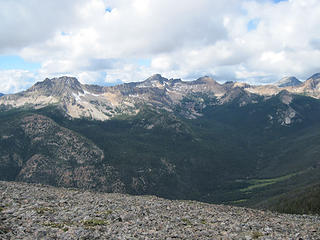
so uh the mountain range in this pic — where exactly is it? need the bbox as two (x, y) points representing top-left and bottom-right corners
(1, 73), (320, 214)
(2, 73), (320, 121)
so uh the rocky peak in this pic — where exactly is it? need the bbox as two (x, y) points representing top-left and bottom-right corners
(0, 93), (4, 97)
(307, 73), (320, 81)
(194, 76), (218, 85)
(222, 81), (236, 90)
(276, 76), (302, 88)
(145, 74), (168, 83)
(169, 78), (182, 84)
(303, 73), (320, 90)
(29, 76), (83, 96)
(36, 76), (81, 90)
(137, 74), (170, 88)
(220, 87), (251, 105)
(224, 81), (234, 85)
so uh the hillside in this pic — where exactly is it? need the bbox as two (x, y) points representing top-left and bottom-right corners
(1, 75), (320, 214)
(256, 183), (320, 215)
(0, 181), (319, 239)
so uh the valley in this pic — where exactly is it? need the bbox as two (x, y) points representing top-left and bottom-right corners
(1, 74), (320, 215)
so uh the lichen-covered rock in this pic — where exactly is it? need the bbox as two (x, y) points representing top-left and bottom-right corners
(0, 181), (319, 239)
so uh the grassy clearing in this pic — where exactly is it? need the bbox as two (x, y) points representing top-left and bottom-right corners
(239, 172), (299, 192)
(231, 199), (248, 204)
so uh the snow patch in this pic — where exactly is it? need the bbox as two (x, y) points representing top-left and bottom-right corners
(72, 92), (85, 102)
(84, 90), (100, 97)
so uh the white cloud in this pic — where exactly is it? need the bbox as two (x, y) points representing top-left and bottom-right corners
(151, 55), (177, 71)
(0, 70), (36, 94)
(1, 0), (320, 92)
(0, 0), (86, 54)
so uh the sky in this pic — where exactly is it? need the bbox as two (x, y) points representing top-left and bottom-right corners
(0, 0), (320, 93)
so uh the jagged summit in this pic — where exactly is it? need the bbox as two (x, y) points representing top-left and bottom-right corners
(276, 76), (302, 88)
(194, 76), (217, 85)
(145, 74), (169, 83)
(140, 74), (170, 86)
(144, 74), (183, 85)
(30, 76), (83, 96)
(139, 74), (184, 89)
(34, 76), (81, 87)
(0, 93), (4, 97)
(146, 74), (166, 81)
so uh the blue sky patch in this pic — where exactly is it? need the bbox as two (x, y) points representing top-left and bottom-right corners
(135, 59), (151, 67)
(247, 18), (260, 31)
(105, 7), (112, 13)
(0, 55), (40, 71)
(61, 32), (70, 36)
(273, 0), (288, 3)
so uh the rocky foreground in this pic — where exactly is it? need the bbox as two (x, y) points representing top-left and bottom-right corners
(0, 181), (319, 240)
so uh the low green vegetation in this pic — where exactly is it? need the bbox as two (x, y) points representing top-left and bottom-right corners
(98, 210), (112, 215)
(43, 222), (65, 228)
(252, 231), (264, 239)
(239, 172), (299, 192)
(181, 218), (192, 226)
(231, 199), (247, 204)
(43, 221), (72, 232)
(35, 207), (55, 214)
(82, 219), (109, 227)
(200, 219), (207, 224)
(0, 226), (11, 234)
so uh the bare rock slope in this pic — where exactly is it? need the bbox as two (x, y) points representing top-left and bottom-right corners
(0, 181), (319, 239)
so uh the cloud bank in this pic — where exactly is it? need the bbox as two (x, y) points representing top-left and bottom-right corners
(0, 0), (320, 93)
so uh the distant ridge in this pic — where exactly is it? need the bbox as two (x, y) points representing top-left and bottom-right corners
(1, 73), (320, 121)
(307, 72), (320, 81)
